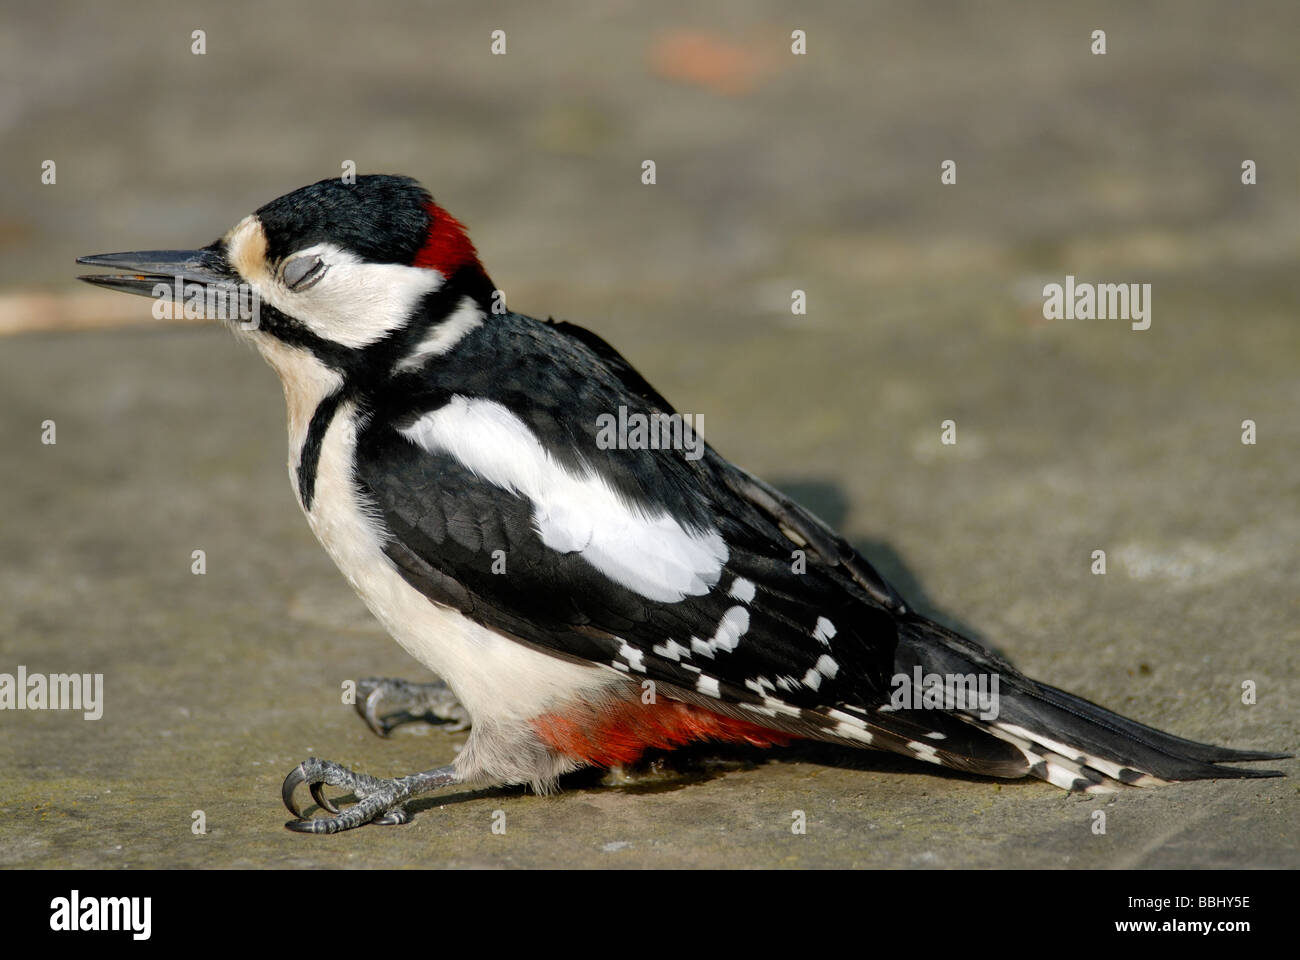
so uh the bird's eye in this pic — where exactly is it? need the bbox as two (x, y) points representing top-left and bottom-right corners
(282, 255), (326, 291)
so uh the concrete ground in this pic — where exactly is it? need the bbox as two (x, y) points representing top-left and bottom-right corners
(0, 1), (1296, 868)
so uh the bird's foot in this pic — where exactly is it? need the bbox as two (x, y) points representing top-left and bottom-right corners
(355, 676), (470, 737)
(282, 758), (460, 834)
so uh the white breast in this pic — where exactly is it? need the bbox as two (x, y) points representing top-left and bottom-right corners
(247, 334), (620, 730)
(305, 398), (620, 725)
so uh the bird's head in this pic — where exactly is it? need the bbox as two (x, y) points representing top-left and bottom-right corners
(78, 175), (494, 380)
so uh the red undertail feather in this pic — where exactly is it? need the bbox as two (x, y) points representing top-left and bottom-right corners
(534, 696), (792, 768)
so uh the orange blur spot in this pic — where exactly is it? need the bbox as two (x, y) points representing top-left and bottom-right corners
(649, 30), (773, 96)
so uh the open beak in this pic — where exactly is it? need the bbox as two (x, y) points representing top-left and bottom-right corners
(76, 246), (240, 300)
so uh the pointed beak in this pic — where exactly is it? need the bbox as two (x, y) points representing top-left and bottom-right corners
(76, 246), (240, 300)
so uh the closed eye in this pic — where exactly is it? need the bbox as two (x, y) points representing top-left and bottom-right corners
(282, 254), (327, 291)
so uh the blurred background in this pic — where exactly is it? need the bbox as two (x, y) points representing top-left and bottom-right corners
(0, 1), (1296, 868)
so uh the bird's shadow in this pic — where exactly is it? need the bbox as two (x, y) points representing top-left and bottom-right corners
(771, 477), (1001, 648)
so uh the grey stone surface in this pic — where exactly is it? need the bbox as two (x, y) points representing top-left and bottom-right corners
(0, 1), (1296, 868)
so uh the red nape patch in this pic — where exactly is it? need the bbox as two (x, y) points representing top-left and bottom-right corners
(533, 696), (793, 768)
(413, 202), (482, 277)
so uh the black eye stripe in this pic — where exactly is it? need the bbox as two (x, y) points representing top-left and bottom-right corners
(283, 254), (326, 291)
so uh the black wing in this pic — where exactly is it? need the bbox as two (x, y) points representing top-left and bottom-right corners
(356, 313), (908, 718)
(549, 316), (909, 615)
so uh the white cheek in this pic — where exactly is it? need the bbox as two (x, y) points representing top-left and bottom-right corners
(254, 243), (444, 349)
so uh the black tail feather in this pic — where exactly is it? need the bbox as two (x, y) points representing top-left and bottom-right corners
(894, 616), (1289, 786)
(998, 679), (1287, 782)
(1026, 679), (1291, 768)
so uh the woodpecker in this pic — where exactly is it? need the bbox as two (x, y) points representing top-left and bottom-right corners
(78, 175), (1287, 834)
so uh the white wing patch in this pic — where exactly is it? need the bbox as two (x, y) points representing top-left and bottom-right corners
(745, 676), (776, 696)
(616, 640), (647, 673)
(651, 638), (692, 662)
(905, 740), (942, 765)
(689, 605), (750, 659)
(801, 654), (840, 691)
(728, 577), (756, 603)
(400, 396), (729, 602)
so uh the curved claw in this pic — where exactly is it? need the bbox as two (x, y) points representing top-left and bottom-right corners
(311, 781), (341, 814)
(282, 762), (310, 819)
(284, 758), (348, 819)
(280, 758), (393, 833)
(361, 686), (391, 738)
(282, 793), (393, 834)
(279, 756), (451, 834)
